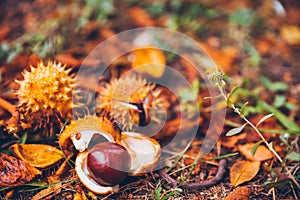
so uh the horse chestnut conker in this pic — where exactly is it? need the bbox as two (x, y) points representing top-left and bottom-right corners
(87, 142), (131, 186)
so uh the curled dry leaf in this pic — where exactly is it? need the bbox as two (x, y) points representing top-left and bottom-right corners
(129, 46), (166, 78)
(237, 143), (273, 161)
(10, 144), (64, 168)
(0, 153), (41, 187)
(225, 186), (251, 200)
(230, 160), (260, 187)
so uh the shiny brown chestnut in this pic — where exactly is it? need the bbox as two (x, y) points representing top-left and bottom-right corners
(87, 142), (131, 186)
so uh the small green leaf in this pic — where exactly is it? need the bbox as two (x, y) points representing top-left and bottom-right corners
(285, 151), (300, 161)
(19, 132), (28, 144)
(267, 142), (275, 151)
(155, 186), (162, 200)
(244, 41), (261, 65)
(251, 140), (264, 156)
(256, 113), (274, 127)
(273, 95), (286, 108)
(240, 101), (249, 117)
(226, 86), (239, 107)
(226, 123), (247, 136)
(229, 8), (256, 26)
(161, 190), (180, 200)
(260, 76), (272, 89)
(285, 103), (297, 110)
(271, 82), (288, 92)
(227, 86), (240, 100)
(260, 77), (288, 92)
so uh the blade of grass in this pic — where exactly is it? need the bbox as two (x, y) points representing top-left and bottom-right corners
(258, 101), (300, 132)
(166, 141), (192, 173)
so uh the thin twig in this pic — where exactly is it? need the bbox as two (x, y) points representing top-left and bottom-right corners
(157, 159), (227, 190)
(157, 170), (178, 188)
(181, 159), (227, 189)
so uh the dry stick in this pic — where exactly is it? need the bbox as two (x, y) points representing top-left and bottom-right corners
(158, 159), (227, 189)
(217, 85), (300, 189)
(0, 97), (17, 117)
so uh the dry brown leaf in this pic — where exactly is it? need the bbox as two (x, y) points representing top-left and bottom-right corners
(238, 143), (273, 161)
(99, 28), (116, 39)
(0, 26), (10, 40)
(55, 53), (82, 67)
(255, 34), (291, 59)
(10, 144), (64, 168)
(197, 40), (238, 73)
(221, 132), (247, 149)
(0, 153), (41, 187)
(230, 160), (260, 187)
(32, 182), (62, 200)
(130, 46), (166, 78)
(127, 7), (156, 27)
(225, 186), (251, 200)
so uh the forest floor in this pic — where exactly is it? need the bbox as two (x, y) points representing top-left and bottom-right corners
(0, 0), (300, 199)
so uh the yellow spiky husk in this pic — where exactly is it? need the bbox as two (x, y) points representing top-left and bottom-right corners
(16, 61), (76, 134)
(96, 74), (166, 131)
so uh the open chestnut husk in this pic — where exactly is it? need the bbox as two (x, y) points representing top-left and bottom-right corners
(87, 142), (131, 186)
(120, 132), (161, 176)
(60, 116), (161, 194)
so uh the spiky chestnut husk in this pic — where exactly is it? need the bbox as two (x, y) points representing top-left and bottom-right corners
(15, 61), (75, 135)
(96, 74), (166, 131)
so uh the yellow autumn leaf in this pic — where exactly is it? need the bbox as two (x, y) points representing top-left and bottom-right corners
(238, 143), (273, 161)
(280, 25), (300, 45)
(10, 144), (64, 168)
(230, 160), (260, 187)
(130, 46), (166, 78)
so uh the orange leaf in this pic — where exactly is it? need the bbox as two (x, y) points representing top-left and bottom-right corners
(11, 144), (64, 168)
(55, 53), (82, 67)
(127, 7), (156, 27)
(221, 132), (247, 149)
(238, 143), (273, 161)
(0, 153), (41, 187)
(73, 192), (88, 200)
(130, 46), (166, 78)
(230, 160), (260, 187)
(197, 40), (238, 73)
(225, 186), (251, 200)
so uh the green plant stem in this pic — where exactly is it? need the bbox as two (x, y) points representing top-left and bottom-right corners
(218, 85), (300, 189)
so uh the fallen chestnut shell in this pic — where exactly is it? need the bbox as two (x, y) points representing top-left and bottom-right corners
(87, 142), (131, 186)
